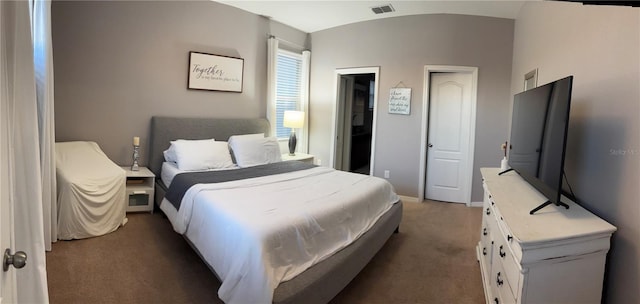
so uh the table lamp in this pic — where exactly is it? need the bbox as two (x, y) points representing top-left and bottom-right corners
(283, 110), (304, 156)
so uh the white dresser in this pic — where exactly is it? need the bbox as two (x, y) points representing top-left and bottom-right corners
(478, 168), (616, 304)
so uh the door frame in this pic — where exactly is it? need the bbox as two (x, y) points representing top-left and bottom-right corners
(419, 65), (478, 205)
(330, 67), (380, 175)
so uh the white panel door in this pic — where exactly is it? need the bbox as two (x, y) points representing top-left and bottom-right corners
(1, 85), (17, 304)
(425, 72), (472, 203)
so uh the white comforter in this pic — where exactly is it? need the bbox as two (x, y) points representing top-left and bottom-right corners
(160, 166), (398, 303)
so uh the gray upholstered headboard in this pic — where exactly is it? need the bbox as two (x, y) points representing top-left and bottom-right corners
(148, 116), (270, 178)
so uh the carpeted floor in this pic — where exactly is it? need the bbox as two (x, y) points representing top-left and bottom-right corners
(46, 200), (484, 303)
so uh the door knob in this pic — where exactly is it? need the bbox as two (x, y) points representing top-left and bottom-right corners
(3, 249), (27, 271)
(428, 143), (433, 148)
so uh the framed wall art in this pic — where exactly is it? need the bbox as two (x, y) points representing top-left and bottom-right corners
(524, 68), (538, 91)
(188, 51), (244, 92)
(388, 87), (411, 115)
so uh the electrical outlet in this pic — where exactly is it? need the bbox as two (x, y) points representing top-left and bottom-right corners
(384, 170), (390, 179)
(316, 159), (322, 166)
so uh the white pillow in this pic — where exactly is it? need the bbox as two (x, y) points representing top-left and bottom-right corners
(164, 138), (209, 163)
(229, 136), (282, 167)
(163, 144), (178, 163)
(171, 139), (235, 171)
(228, 133), (264, 163)
(228, 133), (264, 148)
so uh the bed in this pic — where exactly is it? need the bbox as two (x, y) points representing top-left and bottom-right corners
(148, 116), (402, 304)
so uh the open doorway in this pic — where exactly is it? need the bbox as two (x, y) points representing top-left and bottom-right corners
(332, 67), (380, 175)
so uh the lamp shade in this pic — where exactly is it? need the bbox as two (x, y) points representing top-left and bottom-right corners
(283, 110), (304, 129)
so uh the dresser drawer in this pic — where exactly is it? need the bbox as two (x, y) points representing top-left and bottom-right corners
(494, 228), (522, 301)
(490, 202), (524, 261)
(490, 254), (518, 304)
(480, 197), (496, 261)
(495, 274), (517, 304)
(479, 223), (493, 268)
(482, 180), (492, 198)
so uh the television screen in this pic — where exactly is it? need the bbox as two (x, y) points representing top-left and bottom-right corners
(507, 76), (573, 210)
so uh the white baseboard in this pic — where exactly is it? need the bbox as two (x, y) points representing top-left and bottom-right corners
(399, 195), (482, 207)
(470, 201), (483, 207)
(398, 195), (420, 203)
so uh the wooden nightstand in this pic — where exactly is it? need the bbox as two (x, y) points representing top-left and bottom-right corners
(281, 153), (314, 164)
(121, 166), (155, 213)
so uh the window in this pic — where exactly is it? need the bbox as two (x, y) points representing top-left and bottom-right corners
(267, 37), (310, 153)
(275, 50), (303, 139)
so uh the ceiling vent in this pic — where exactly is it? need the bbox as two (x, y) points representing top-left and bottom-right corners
(371, 4), (395, 15)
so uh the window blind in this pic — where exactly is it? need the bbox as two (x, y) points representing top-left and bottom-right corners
(275, 50), (303, 139)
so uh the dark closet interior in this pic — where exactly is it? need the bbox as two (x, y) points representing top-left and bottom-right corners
(349, 74), (375, 174)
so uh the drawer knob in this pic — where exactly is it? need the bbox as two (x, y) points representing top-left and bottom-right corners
(482, 247), (487, 256)
(483, 228), (488, 236)
(496, 272), (504, 286)
(486, 208), (491, 215)
(507, 235), (513, 242)
(499, 245), (506, 258)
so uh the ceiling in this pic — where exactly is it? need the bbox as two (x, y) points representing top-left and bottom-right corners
(216, 1), (530, 33)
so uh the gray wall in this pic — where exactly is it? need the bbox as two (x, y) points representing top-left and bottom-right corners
(309, 14), (514, 200)
(511, 2), (639, 303)
(52, 1), (638, 301)
(52, 1), (307, 166)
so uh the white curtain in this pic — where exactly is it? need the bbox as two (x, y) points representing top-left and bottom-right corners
(31, 0), (57, 250)
(1, 0), (50, 303)
(299, 50), (311, 153)
(266, 37), (279, 137)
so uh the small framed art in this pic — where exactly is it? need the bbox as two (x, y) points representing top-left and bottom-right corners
(388, 88), (411, 115)
(188, 51), (244, 92)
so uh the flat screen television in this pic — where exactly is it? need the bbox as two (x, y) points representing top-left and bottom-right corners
(501, 76), (573, 214)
